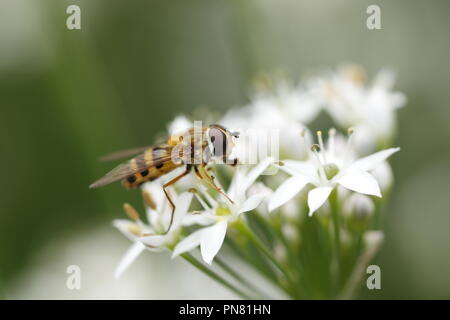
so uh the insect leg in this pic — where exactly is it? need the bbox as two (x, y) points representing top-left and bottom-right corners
(196, 165), (234, 204)
(162, 166), (191, 234)
(223, 155), (238, 166)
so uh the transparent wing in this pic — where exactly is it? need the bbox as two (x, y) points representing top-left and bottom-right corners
(98, 142), (166, 162)
(90, 146), (174, 188)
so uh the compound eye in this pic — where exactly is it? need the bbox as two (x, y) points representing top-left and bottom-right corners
(208, 127), (227, 157)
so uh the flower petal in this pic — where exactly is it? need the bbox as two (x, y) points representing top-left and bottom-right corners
(268, 175), (309, 212)
(139, 234), (168, 248)
(335, 169), (382, 197)
(171, 228), (203, 258)
(182, 213), (216, 226)
(308, 186), (333, 216)
(238, 193), (265, 214)
(352, 147), (400, 171)
(114, 242), (146, 279)
(171, 192), (193, 230)
(240, 157), (274, 192)
(200, 221), (228, 265)
(168, 115), (192, 135)
(281, 160), (317, 184)
(113, 219), (142, 242)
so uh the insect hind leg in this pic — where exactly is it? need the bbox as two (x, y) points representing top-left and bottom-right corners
(161, 166), (192, 234)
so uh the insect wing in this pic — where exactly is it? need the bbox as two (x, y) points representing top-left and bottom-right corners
(90, 145), (174, 188)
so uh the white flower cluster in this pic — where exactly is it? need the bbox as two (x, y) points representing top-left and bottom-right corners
(112, 64), (404, 298)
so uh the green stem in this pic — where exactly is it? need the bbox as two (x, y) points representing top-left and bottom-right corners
(236, 219), (294, 286)
(330, 189), (341, 295)
(225, 237), (283, 290)
(254, 213), (304, 297)
(338, 235), (383, 300)
(181, 253), (251, 299)
(215, 256), (267, 299)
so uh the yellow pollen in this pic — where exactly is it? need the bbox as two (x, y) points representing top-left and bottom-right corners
(142, 191), (157, 210)
(127, 223), (142, 236)
(123, 203), (140, 221)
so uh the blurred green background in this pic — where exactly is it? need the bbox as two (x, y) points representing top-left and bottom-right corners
(1, 0), (450, 299)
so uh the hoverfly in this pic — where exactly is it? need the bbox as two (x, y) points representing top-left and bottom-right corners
(90, 124), (239, 233)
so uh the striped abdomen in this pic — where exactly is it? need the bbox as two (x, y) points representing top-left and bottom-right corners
(122, 145), (181, 189)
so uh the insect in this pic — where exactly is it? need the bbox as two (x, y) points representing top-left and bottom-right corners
(90, 124), (239, 233)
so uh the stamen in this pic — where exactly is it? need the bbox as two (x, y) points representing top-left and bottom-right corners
(189, 188), (212, 210)
(310, 144), (328, 182)
(311, 144), (321, 153)
(344, 127), (355, 165)
(142, 191), (157, 210)
(190, 188), (211, 210)
(317, 131), (327, 163)
(199, 185), (219, 208)
(328, 128), (336, 155)
(123, 203), (140, 221)
(300, 128), (314, 159)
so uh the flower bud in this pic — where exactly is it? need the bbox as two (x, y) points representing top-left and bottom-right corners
(363, 231), (384, 250)
(343, 193), (375, 231)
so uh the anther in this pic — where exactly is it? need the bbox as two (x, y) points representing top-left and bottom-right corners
(311, 144), (321, 152)
(276, 160), (285, 166)
(347, 127), (354, 135)
(328, 128), (336, 136)
(142, 191), (157, 210)
(188, 188), (198, 193)
(123, 203), (140, 221)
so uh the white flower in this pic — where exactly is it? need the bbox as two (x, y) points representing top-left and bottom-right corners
(307, 64), (406, 153)
(172, 158), (274, 264)
(269, 129), (399, 216)
(113, 181), (193, 278)
(254, 78), (322, 124)
(167, 115), (192, 135)
(220, 89), (312, 164)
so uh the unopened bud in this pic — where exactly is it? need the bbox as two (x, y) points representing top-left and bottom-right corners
(343, 194), (375, 231)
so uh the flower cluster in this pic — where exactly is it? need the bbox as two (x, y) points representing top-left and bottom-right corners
(112, 64), (404, 299)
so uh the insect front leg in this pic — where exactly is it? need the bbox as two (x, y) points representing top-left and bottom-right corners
(222, 155), (238, 166)
(162, 165), (191, 234)
(195, 164), (234, 204)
